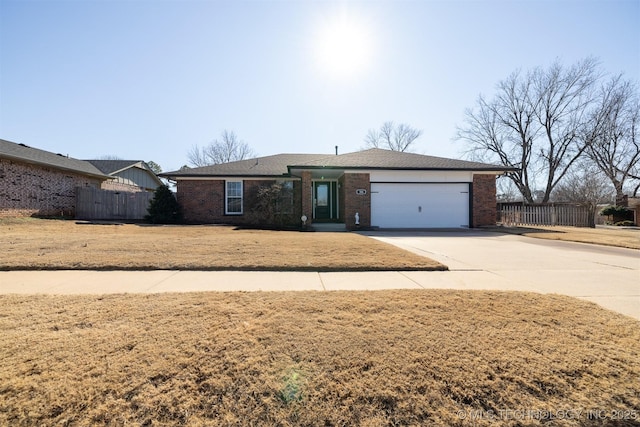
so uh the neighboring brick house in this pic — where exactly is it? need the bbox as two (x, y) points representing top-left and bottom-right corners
(86, 160), (163, 192)
(0, 138), (111, 218)
(161, 148), (513, 230)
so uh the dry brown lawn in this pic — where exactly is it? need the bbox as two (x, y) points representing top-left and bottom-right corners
(1, 290), (638, 426)
(0, 218), (444, 271)
(492, 225), (640, 250)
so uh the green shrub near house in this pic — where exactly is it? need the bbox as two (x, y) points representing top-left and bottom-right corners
(145, 184), (182, 224)
(599, 205), (634, 225)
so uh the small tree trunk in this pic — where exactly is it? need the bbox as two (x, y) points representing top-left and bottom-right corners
(588, 205), (597, 228)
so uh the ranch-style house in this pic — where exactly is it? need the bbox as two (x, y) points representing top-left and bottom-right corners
(161, 148), (512, 230)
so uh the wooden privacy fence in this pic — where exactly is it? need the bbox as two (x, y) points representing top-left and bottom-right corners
(76, 187), (153, 220)
(498, 203), (591, 227)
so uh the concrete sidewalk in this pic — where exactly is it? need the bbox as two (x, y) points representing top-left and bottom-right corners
(2, 229), (638, 320)
(1, 268), (638, 320)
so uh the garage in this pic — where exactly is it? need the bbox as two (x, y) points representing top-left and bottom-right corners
(370, 183), (470, 228)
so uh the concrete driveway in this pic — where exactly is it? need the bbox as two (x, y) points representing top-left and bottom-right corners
(364, 230), (640, 320)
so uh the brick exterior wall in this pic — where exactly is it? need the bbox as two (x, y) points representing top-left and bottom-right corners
(343, 173), (371, 230)
(175, 173), (497, 228)
(0, 158), (103, 218)
(300, 171), (313, 226)
(472, 174), (497, 227)
(177, 179), (301, 226)
(177, 180), (226, 223)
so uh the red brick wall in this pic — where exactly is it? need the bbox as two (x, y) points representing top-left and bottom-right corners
(300, 172), (313, 226)
(0, 158), (102, 218)
(177, 180), (225, 224)
(177, 179), (298, 225)
(343, 173), (370, 230)
(472, 174), (497, 227)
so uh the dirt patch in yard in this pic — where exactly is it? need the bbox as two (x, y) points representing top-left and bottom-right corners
(0, 290), (638, 426)
(0, 218), (444, 271)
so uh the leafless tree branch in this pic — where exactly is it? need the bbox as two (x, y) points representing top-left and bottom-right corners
(364, 121), (422, 152)
(456, 57), (605, 203)
(187, 130), (257, 167)
(584, 75), (640, 203)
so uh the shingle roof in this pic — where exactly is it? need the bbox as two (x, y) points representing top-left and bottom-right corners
(161, 153), (333, 177)
(162, 148), (511, 178)
(289, 148), (511, 171)
(0, 138), (110, 179)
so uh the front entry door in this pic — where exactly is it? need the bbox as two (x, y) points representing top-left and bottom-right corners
(314, 182), (330, 220)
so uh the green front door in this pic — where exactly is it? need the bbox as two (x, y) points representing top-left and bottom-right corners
(314, 182), (330, 220)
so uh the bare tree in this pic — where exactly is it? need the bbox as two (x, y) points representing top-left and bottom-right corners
(188, 130), (256, 167)
(496, 177), (523, 202)
(457, 58), (601, 203)
(631, 168), (640, 197)
(533, 58), (601, 202)
(552, 162), (613, 227)
(583, 75), (640, 204)
(457, 72), (538, 202)
(364, 121), (422, 152)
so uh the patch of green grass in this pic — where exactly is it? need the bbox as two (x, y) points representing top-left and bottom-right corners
(278, 368), (305, 404)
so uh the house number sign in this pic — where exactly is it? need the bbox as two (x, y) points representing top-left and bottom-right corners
(356, 189), (367, 195)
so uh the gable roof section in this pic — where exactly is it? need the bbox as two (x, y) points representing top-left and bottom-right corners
(289, 149), (511, 171)
(0, 138), (110, 179)
(87, 159), (164, 187)
(162, 153), (333, 178)
(86, 160), (147, 175)
(162, 148), (512, 178)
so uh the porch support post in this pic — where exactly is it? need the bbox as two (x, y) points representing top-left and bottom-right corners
(344, 173), (371, 230)
(301, 171), (313, 226)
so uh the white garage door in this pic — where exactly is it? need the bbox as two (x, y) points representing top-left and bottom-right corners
(371, 183), (470, 228)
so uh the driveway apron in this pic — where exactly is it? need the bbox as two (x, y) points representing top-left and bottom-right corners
(364, 230), (640, 320)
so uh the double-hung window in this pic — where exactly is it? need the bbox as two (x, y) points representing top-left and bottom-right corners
(225, 180), (243, 214)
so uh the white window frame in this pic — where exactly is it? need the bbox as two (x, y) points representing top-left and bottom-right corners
(225, 180), (243, 215)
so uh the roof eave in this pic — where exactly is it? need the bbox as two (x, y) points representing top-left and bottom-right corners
(1, 153), (112, 180)
(160, 173), (293, 179)
(288, 165), (516, 172)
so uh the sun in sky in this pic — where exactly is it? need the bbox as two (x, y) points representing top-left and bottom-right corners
(313, 11), (374, 79)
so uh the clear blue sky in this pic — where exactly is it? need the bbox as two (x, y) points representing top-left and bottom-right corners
(1, 0), (638, 172)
